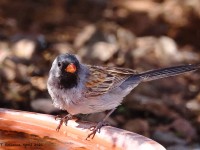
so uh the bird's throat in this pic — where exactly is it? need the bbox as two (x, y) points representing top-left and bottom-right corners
(59, 74), (78, 89)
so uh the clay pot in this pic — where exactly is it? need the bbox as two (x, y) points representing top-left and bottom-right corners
(0, 108), (165, 150)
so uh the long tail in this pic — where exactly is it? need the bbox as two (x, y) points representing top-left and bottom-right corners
(136, 64), (200, 82)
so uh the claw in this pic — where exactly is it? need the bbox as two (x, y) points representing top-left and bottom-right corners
(86, 121), (109, 140)
(55, 115), (62, 120)
(54, 114), (74, 131)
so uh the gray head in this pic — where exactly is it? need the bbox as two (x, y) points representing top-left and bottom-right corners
(50, 53), (80, 89)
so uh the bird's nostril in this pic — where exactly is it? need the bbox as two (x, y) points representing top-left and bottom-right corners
(58, 62), (62, 67)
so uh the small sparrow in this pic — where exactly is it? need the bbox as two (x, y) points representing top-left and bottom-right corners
(47, 53), (200, 139)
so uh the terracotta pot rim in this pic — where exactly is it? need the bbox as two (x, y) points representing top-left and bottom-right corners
(0, 108), (166, 150)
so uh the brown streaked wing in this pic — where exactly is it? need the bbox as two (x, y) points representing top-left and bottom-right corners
(83, 65), (137, 97)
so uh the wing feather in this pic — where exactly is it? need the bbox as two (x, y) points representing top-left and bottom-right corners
(84, 65), (137, 97)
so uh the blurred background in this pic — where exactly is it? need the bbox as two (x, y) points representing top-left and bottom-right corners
(0, 0), (200, 149)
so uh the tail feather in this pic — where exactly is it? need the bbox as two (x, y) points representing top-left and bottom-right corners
(136, 64), (200, 82)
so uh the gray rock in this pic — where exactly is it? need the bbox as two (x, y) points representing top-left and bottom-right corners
(31, 98), (59, 113)
(11, 38), (36, 59)
(91, 42), (118, 61)
(167, 144), (200, 150)
(152, 130), (187, 146)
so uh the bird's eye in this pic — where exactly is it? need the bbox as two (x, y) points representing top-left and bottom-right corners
(58, 62), (62, 67)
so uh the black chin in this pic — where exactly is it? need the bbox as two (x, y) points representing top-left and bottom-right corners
(59, 73), (78, 89)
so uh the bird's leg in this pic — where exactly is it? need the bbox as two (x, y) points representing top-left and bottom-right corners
(86, 108), (116, 140)
(55, 114), (76, 131)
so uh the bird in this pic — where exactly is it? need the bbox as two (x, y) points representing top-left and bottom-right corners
(47, 53), (200, 139)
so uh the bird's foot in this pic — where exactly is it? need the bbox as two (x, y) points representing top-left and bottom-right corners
(86, 121), (109, 140)
(55, 114), (75, 131)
